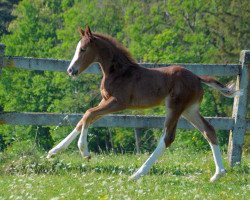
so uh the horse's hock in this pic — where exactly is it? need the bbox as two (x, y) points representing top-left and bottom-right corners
(0, 43), (249, 166)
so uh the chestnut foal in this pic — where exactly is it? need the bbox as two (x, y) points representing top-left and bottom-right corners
(47, 26), (239, 182)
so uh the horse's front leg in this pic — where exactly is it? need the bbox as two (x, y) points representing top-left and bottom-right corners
(76, 112), (100, 159)
(76, 97), (124, 159)
(77, 126), (90, 159)
(76, 99), (105, 159)
(46, 128), (80, 159)
(47, 97), (123, 159)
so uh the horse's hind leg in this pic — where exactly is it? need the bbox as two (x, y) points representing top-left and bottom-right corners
(130, 104), (183, 180)
(182, 104), (226, 182)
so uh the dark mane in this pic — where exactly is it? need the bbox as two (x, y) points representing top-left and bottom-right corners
(94, 33), (137, 66)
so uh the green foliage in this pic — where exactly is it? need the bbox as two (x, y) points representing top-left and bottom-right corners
(0, 0), (19, 37)
(54, 0), (125, 59)
(1, 0), (62, 57)
(0, 0), (249, 154)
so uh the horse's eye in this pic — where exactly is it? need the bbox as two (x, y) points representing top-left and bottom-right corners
(80, 48), (86, 52)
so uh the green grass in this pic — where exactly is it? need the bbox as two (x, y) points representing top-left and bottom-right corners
(0, 148), (249, 200)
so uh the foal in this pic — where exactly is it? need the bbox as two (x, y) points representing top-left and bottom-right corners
(47, 26), (239, 182)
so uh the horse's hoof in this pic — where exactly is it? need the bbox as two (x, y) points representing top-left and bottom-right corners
(80, 151), (91, 161)
(128, 173), (140, 181)
(128, 176), (135, 181)
(210, 170), (226, 182)
(46, 152), (54, 159)
(85, 155), (91, 162)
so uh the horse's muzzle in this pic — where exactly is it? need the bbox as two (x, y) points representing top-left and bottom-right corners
(67, 67), (78, 76)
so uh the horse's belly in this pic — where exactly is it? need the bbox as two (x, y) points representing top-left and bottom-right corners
(128, 95), (165, 109)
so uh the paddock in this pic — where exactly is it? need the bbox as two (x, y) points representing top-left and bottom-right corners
(0, 43), (249, 167)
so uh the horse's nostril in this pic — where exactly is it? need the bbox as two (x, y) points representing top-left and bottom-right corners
(68, 68), (73, 74)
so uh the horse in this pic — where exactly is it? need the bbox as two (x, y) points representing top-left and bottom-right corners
(47, 26), (239, 182)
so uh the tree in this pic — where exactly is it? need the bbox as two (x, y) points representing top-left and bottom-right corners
(0, 0), (64, 151)
(0, 0), (248, 153)
(0, 0), (19, 37)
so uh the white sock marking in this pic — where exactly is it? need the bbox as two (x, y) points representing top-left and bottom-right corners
(78, 127), (90, 157)
(209, 144), (226, 182)
(47, 128), (80, 158)
(130, 134), (166, 180)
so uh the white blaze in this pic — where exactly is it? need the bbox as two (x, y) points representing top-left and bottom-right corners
(67, 41), (81, 71)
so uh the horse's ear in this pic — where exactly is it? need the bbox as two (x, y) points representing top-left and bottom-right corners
(79, 27), (85, 37)
(85, 25), (93, 37)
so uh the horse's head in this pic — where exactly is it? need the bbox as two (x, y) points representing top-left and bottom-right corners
(67, 26), (97, 77)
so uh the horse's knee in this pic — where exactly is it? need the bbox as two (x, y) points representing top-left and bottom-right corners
(76, 110), (93, 131)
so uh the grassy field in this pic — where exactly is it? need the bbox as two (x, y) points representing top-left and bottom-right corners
(0, 147), (249, 200)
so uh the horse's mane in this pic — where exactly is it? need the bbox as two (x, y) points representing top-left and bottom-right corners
(94, 33), (137, 66)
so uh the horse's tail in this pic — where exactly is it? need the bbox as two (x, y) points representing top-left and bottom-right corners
(199, 76), (243, 98)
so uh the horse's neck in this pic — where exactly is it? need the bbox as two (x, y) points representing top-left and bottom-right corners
(96, 36), (138, 76)
(100, 57), (138, 77)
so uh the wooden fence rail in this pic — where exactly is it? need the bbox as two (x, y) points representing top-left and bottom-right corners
(3, 55), (241, 76)
(2, 112), (249, 130)
(0, 43), (249, 166)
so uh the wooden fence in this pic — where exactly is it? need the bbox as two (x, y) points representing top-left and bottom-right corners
(0, 43), (249, 166)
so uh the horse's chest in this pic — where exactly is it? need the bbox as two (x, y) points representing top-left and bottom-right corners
(100, 78), (116, 100)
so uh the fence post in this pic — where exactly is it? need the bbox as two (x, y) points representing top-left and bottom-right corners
(228, 50), (250, 166)
(134, 128), (143, 154)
